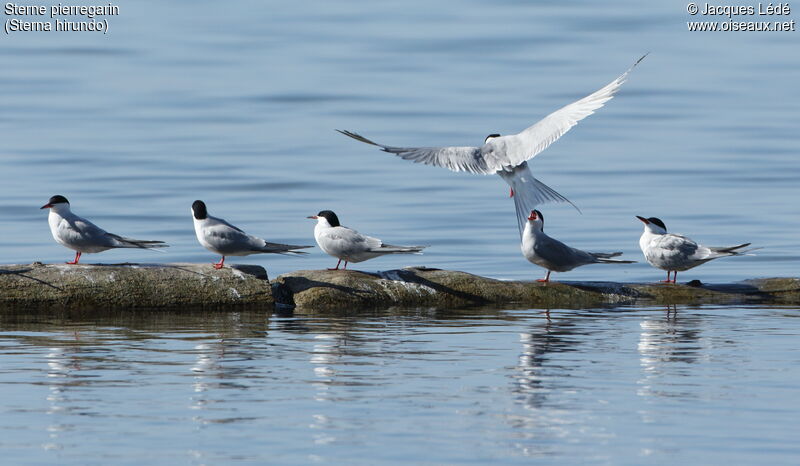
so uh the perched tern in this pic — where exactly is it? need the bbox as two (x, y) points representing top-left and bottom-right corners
(307, 210), (426, 270)
(40, 195), (168, 264)
(337, 55), (646, 236)
(637, 216), (754, 283)
(522, 210), (634, 283)
(191, 200), (311, 269)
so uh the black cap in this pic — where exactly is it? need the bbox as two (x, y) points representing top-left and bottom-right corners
(317, 210), (340, 227)
(647, 217), (666, 230)
(47, 195), (69, 205)
(192, 200), (208, 220)
(534, 209), (544, 230)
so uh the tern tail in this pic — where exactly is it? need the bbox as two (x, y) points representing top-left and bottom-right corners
(256, 243), (313, 255)
(708, 242), (760, 258)
(594, 258), (637, 264)
(500, 162), (580, 237)
(589, 251), (636, 264)
(369, 244), (427, 255)
(109, 234), (169, 250)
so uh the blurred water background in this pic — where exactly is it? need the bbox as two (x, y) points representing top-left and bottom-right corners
(1, 0), (799, 463)
(1, 0), (797, 281)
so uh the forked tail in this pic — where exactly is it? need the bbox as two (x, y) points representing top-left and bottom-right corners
(110, 234), (169, 250)
(259, 242), (313, 255)
(370, 244), (427, 255)
(595, 258), (637, 264)
(500, 162), (580, 237)
(589, 251), (636, 264)
(709, 242), (759, 257)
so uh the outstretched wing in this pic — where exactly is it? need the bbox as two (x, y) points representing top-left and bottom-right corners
(493, 54), (646, 167)
(337, 130), (493, 175)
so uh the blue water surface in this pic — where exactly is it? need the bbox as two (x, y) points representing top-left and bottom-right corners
(2, 305), (800, 464)
(1, 1), (799, 464)
(1, 0), (797, 282)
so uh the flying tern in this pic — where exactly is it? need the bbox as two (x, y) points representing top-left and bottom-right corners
(191, 200), (311, 269)
(307, 210), (426, 270)
(338, 55), (646, 236)
(636, 216), (754, 283)
(40, 195), (168, 264)
(522, 210), (634, 283)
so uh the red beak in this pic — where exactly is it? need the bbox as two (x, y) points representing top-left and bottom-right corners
(528, 210), (537, 221)
(40, 203), (53, 209)
(307, 215), (318, 219)
(636, 216), (649, 224)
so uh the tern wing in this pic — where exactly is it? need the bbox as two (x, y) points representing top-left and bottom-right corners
(319, 226), (378, 256)
(61, 215), (123, 249)
(367, 239), (426, 254)
(203, 217), (309, 255)
(496, 54), (646, 167)
(650, 234), (703, 266)
(257, 241), (312, 255)
(106, 233), (168, 249)
(534, 234), (596, 270)
(202, 217), (261, 251)
(337, 130), (493, 174)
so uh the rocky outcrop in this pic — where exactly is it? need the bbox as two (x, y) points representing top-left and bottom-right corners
(2, 263), (798, 312)
(273, 267), (800, 312)
(0, 263), (271, 310)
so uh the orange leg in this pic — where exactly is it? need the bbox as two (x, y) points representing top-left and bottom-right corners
(214, 256), (226, 269)
(661, 271), (678, 283)
(66, 252), (81, 265)
(536, 270), (551, 283)
(328, 259), (342, 271)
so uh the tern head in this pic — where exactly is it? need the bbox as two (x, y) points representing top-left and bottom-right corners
(191, 200), (208, 220)
(636, 216), (667, 234)
(40, 195), (70, 212)
(527, 209), (544, 231)
(484, 133), (501, 145)
(307, 210), (340, 227)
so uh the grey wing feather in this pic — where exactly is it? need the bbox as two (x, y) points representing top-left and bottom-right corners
(589, 251), (623, 259)
(214, 216), (245, 233)
(589, 251), (636, 264)
(107, 233), (168, 249)
(499, 54), (646, 167)
(709, 243), (751, 254)
(369, 243), (426, 254)
(66, 216), (108, 238)
(258, 241), (313, 255)
(337, 130), (493, 174)
(206, 217), (309, 255)
(535, 236), (596, 269)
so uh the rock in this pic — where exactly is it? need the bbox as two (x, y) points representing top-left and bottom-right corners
(0, 263), (271, 310)
(273, 267), (800, 312)
(2, 263), (797, 313)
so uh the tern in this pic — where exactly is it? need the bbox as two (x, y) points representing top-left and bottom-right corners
(191, 200), (311, 269)
(307, 210), (426, 270)
(636, 216), (754, 283)
(522, 210), (634, 283)
(337, 55), (646, 236)
(40, 195), (168, 264)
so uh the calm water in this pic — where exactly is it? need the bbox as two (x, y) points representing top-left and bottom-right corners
(2, 1), (799, 463)
(1, 306), (799, 464)
(1, 0), (798, 282)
